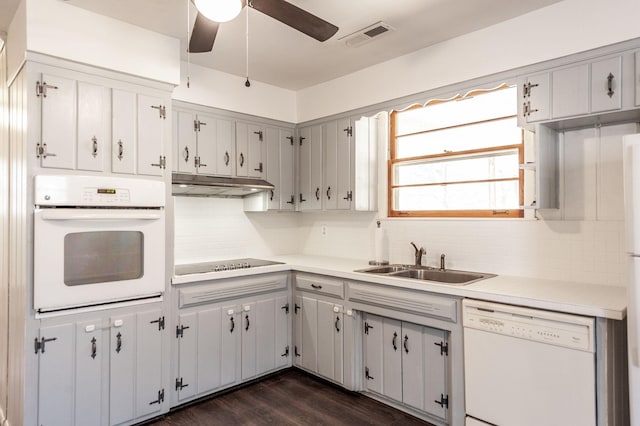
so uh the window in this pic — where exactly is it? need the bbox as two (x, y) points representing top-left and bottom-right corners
(389, 84), (523, 218)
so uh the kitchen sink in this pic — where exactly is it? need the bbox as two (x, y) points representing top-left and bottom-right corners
(355, 264), (495, 285)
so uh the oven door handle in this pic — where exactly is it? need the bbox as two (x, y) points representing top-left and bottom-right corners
(39, 211), (163, 221)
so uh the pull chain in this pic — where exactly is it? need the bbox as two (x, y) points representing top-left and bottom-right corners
(245, 4), (251, 87)
(186, 0), (191, 88)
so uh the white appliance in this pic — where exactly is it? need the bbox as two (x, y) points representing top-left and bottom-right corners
(623, 134), (640, 426)
(34, 175), (166, 313)
(463, 299), (596, 426)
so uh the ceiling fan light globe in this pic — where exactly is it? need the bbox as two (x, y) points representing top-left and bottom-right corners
(195, 0), (242, 23)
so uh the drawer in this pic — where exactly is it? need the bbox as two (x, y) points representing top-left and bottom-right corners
(295, 274), (344, 299)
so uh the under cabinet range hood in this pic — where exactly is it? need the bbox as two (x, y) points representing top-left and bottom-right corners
(172, 173), (275, 198)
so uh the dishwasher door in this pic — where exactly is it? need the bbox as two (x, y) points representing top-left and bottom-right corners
(463, 299), (596, 426)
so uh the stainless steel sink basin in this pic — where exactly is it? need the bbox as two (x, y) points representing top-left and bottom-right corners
(355, 264), (495, 285)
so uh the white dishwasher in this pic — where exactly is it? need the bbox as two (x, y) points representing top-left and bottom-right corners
(463, 299), (596, 426)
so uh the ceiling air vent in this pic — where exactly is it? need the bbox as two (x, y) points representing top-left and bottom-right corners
(340, 21), (395, 48)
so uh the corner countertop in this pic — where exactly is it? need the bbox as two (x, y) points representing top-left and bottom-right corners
(172, 254), (627, 320)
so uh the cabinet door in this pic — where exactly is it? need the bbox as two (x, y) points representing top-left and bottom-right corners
(591, 56), (622, 113)
(275, 294), (290, 369)
(109, 314), (136, 426)
(241, 302), (257, 380)
(220, 305), (240, 388)
(636, 51), (640, 107)
(280, 130), (295, 210)
(236, 122), (249, 177)
(299, 125), (323, 210)
(137, 94), (165, 176)
(265, 127), (281, 210)
(524, 72), (550, 122)
(301, 296), (318, 372)
(293, 295), (303, 366)
(255, 297), (277, 376)
(40, 73), (76, 169)
(298, 127), (312, 210)
(382, 318), (402, 401)
(324, 121), (339, 210)
(176, 111), (196, 173)
(195, 113), (217, 175)
(248, 124), (265, 178)
(177, 312), (197, 401)
(336, 118), (352, 210)
(422, 327), (448, 420)
(401, 322), (425, 411)
(37, 323), (75, 426)
(363, 313), (383, 394)
(112, 89), (136, 174)
(551, 64), (589, 119)
(332, 305), (344, 383)
(196, 307), (222, 394)
(75, 320), (103, 426)
(135, 310), (163, 418)
(216, 118), (234, 177)
(317, 300), (335, 380)
(77, 82), (108, 172)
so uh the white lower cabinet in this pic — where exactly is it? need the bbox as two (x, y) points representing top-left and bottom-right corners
(174, 276), (291, 404)
(363, 313), (448, 422)
(36, 306), (166, 426)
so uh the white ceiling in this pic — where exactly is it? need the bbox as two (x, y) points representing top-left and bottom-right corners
(5, 0), (561, 90)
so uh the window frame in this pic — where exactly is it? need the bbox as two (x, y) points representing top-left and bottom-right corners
(388, 87), (524, 218)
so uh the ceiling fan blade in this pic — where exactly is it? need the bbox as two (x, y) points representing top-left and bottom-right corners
(249, 0), (338, 42)
(189, 12), (220, 53)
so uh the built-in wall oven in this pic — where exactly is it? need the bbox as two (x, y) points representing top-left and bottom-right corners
(34, 175), (165, 313)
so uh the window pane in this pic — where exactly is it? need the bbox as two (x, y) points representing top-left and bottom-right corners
(396, 117), (520, 159)
(394, 150), (520, 186)
(394, 180), (520, 211)
(395, 87), (516, 136)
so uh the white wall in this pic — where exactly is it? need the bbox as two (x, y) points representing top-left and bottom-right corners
(6, 0), (25, 80)
(24, 0), (180, 85)
(296, 0), (640, 122)
(172, 61), (297, 123)
(173, 197), (299, 264)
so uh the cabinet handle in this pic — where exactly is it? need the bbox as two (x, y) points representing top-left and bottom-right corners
(403, 334), (409, 353)
(183, 146), (189, 163)
(116, 332), (122, 354)
(326, 186), (331, 200)
(224, 151), (230, 166)
(117, 140), (124, 160)
(239, 152), (245, 167)
(335, 316), (340, 333)
(286, 195), (295, 205)
(315, 187), (320, 201)
(230, 317), (235, 333)
(392, 332), (398, 351)
(254, 162), (263, 173)
(270, 189), (274, 201)
(91, 136), (98, 158)
(245, 314), (250, 331)
(311, 283), (322, 290)
(607, 72), (615, 98)
(91, 337), (97, 359)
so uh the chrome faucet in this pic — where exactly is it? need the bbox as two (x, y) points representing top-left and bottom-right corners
(440, 253), (446, 271)
(410, 242), (426, 266)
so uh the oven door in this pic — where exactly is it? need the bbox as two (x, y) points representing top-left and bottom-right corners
(34, 208), (165, 312)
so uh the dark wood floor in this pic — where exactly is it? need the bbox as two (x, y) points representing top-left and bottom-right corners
(147, 369), (433, 426)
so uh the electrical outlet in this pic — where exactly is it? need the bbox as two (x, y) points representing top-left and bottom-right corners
(321, 225), (327, 236)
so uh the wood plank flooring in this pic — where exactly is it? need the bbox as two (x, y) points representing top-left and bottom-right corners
(147, 369), (433, 426)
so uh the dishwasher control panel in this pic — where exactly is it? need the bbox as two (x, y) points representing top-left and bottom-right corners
(463, 299), (595, 352)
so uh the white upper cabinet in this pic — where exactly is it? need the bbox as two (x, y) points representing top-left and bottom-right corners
(551, 64), (589, 119)
(112, 89), (137, 174)
(215, 118), (234, 177)
(137, 94), (167, 176)
(591, 56), (622, 113)
(247, 124), (266, 179)
(298, 125), (323, 211)
(323, 119), (352, 210)
(265, 127), (295, 210)
(520, 72), (551, 125)
(38, 73), (77, 169)
(176, 111), (197, 174)
(77, 82), (108, 172)
(236, 122), (249, 177)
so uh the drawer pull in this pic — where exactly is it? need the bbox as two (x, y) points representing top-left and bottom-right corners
(392, 332), (398, 351)
(311, 284), (322, 290)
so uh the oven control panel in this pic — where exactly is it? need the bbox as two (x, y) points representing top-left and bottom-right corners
(82, 188), (131, 204)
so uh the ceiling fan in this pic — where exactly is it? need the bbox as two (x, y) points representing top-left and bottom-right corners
(189, 0), (340, 53)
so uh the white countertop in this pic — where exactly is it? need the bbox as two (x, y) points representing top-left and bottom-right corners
(172, 254), (627, 320)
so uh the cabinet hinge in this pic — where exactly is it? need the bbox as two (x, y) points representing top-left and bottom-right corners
(294, 345), (300, 357)
(194, 119), (199, 132)
(254, 130), (263, 141)
(364, 321), (373, 335)
(34, 336), (58, 354)
(299, 136), (306, 146)
(176, 324), (190, 339)
(151, 155), (167, 169)
(365, 366), (374, 380)
(149, 388), (165, 405)
(434, 393), (449, 409)
(434, 341), (448, 356)
(294, 304), (301, 314)
(343, 190), (353, 202)
(281, 345), (290, 357)
(150, 316), (165, 331)
(175, 377), (189, 391)
(286, 136), (294, 146)
(35, 81), (58, 98)
(344, 126), (353, 137)
(151, 104), (167, 119)
(281, 303), (289, 314)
